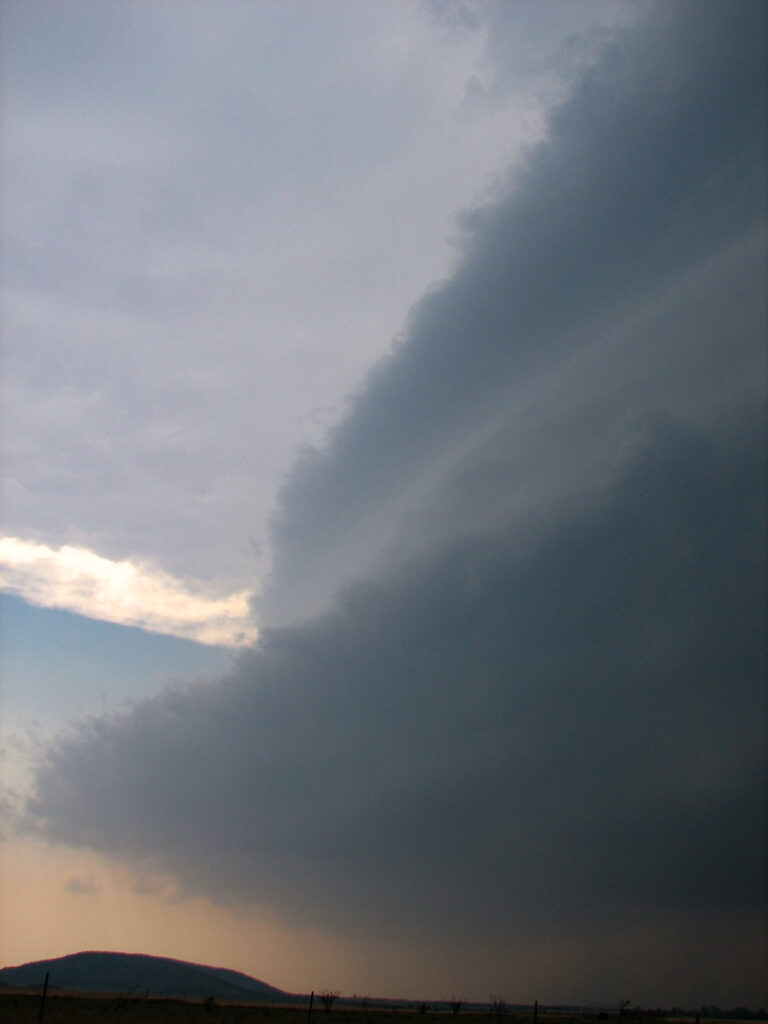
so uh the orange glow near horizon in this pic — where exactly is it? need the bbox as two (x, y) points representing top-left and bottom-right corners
(3, 837), (766, 1006)
(0, 837), (352, 991)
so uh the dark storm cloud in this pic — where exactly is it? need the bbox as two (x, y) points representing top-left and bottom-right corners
(27, 424), (767, 923)
(24, 1), (767, 1002)
(260, 0), (765, 628)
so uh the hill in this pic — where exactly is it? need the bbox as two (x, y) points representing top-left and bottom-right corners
(0, 951), (293, 1001)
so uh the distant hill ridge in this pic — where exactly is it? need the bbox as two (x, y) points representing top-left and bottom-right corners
(0, 951), (293, 1001)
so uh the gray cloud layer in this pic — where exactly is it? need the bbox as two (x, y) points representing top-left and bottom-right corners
(25, 2), (767, 1004)
(261, 1), (765, 626)
(2, 0), (570, 592)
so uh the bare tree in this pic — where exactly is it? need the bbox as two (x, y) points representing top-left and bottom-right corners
(491, 996), (508, 1017)
(320, 990), (340, 1012)
(449, 997), (464, 1016)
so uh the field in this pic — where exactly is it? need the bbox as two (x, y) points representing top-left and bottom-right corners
(0, 994), (734, 1024)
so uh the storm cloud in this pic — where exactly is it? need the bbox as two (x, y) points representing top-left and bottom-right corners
(260, 1), (765, 627)
(24, 2), (767, 1004)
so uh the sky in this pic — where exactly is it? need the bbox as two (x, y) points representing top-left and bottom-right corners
(1, 0), (766, 1009)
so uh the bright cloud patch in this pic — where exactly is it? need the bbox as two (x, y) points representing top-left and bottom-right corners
(0, 537), (258, 647)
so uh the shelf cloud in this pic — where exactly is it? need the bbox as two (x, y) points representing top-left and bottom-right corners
(20, 2), (767, 1004)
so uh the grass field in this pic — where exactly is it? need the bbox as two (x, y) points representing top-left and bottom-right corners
(0, 993), (741, 1024)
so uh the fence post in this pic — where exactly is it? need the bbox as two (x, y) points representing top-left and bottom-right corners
(36, 971), (50, 1024)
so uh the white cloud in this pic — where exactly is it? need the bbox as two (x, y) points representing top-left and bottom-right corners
(0, 537), (257, 647)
